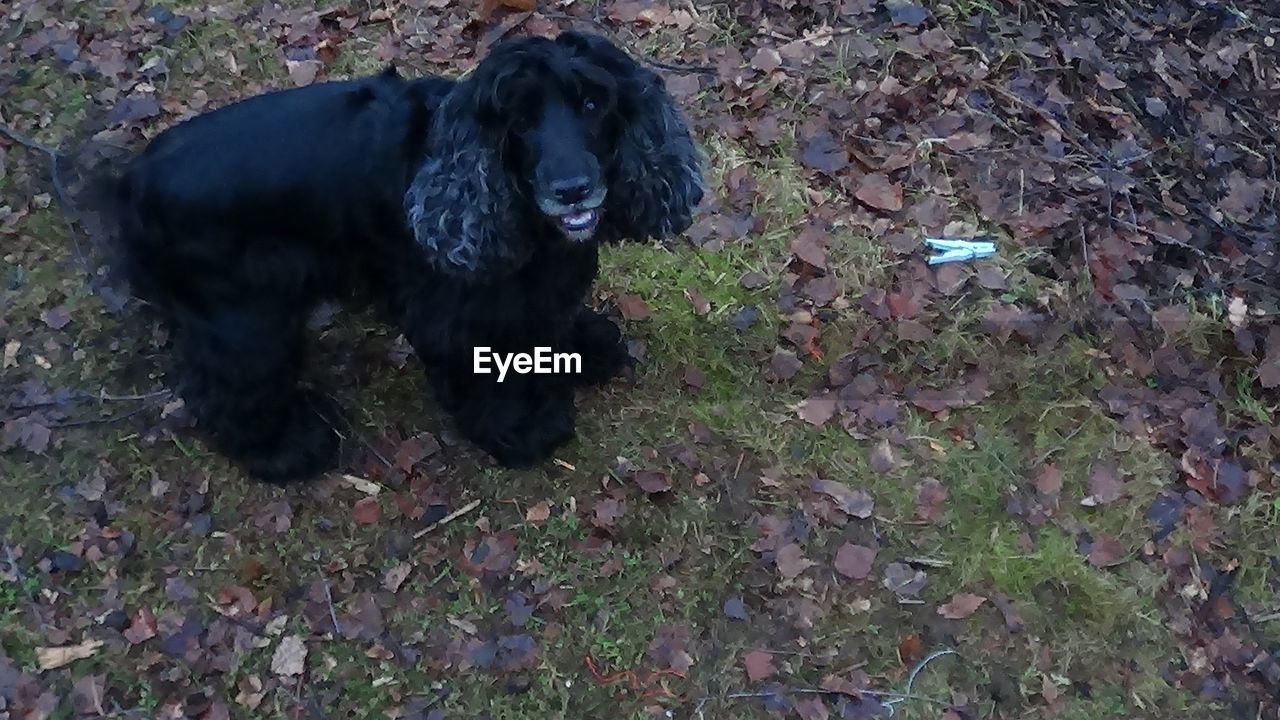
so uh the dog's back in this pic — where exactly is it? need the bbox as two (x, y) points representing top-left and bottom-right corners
(113, 70), (451, 310)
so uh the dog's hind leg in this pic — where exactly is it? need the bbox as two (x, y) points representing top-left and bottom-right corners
(171, 301), (338, 483)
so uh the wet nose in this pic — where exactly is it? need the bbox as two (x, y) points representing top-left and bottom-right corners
(551, 177), (592, 205)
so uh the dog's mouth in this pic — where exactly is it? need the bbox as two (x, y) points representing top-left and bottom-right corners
(555, 208), (600, 240)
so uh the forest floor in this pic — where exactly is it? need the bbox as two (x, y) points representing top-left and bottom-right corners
(2, 1), (1279, 718)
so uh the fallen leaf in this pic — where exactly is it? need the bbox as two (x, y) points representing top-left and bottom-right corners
(682, 364), (706, 389)
(855, 173), (903, 211)
(1, 416), (52, 454)
(286, 59), (321, 86)
(1083, 462), (1124, 506)
(723, 595), (750, 621)
(40, 305), (71, 329)
(794, 697), (830, 720)
(796, 393), (837, 427)
(123, 607), (158, 644)
(811, 479), (874, 518)
(525, 501), (551, 524)
(833, 543), (876, 580)
(938, 592), (988, 619)
(750, 48), (782, 73)
(634, 470), (672, 494)
(743, 648), (776, 681)
(1087, 534), (1126, 567)
(383, 563), (412, 593)
(271, 635), (307, 676)
(776, 543), (816, 580)
(618, 294), (652, 320)
(769, 348), (803, 380)
(685, 288), (711, 315)
(869, 439), (898, 473)
(340, 474), (382, 495)
(800, 131), (849, 174)
(37, 640), (103, 670)
(914, 479), (947, 523)
(71, 674), (106, 715)
(897, 633), (923, 665)
(883, 562), (927, 598)
(1096, 71), (1127, 89)
(353, 497), (382, 525)
(791, 224), (828, 268)
(1034, 464), (1062, 495)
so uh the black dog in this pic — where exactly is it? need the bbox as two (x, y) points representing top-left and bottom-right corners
(111, 32), (703, 482)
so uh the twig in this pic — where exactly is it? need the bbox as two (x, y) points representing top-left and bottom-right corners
(412, 498), (481, 539)
(317, 567), (342, 638)
(47, 402), (156, 429)
(905, 649), (957, 694)
(0, 123), (74, 212)
(1111, 217), (1215, 258)
(539, 12), (716, 74)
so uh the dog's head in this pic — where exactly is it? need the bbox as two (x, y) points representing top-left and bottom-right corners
(406, 32), (704, 274)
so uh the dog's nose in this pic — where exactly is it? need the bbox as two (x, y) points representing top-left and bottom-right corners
(551, 177), (592, 205)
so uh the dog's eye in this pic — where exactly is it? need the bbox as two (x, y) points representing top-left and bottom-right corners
(583, 99), (597, 112)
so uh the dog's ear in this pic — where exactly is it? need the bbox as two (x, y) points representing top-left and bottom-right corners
(561, 33), (705, 241)
(405, 84), (524, 276)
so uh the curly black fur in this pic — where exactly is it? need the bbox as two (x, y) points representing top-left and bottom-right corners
(111, 32), (704, 482)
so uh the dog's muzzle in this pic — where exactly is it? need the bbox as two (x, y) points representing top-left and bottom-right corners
(538, 190), (607, 242)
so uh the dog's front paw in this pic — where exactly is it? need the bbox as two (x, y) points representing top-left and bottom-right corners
(572, 310), (632, 386)
(238, 393), (340, 483)
(464, 388), (576, 468)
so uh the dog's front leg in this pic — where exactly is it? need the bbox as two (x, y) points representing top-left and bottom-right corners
(433, 359), (576, 468)
(569, 307), (633, 386)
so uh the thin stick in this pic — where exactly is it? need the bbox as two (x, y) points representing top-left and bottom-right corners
(0, 123), (74, 212)
(317, 568), (342, 638)
(412, 498), (481, 539)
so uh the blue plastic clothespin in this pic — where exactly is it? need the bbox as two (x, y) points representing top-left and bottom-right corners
(924, 236), (997, 265)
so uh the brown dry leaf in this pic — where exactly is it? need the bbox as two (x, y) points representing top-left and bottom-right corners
(618, 293), (652, 320)
(776, 543), (816, 580)
(1088, 534), (1127, 567)
(685, 288), (711, 315)
(795, 697), (830, 720)
(833, 543), (876, 580)
(272, 635), (307, 676)
(37, 640), (103, 670)
(855, 173), (903, 211)
(353, 497), (382, 525)
(750, 48), (782, 73)
(791, 224), (828, 268)
(796, 393), (837, 427)
(743, 648), (777, 681)
(123, 607), (158, 644)
(1082, 462), (1124, 506)
(1034, 464), (1062, 495)
(1096, 71), (1127, 89)
(914, 479), (947, 523)
(938, 592), (988, 619)
(525, 501), (551, 524)
(479, 0), (535, 19)
(769, 348), (803, 380)
(634, 470), (672, 494)
(383, 563), (412, 593)
(71, 674), (106, 715)
(285, 59), (321, 87)
(869, 439), (897, 473)
(811, 479), (874, 518)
